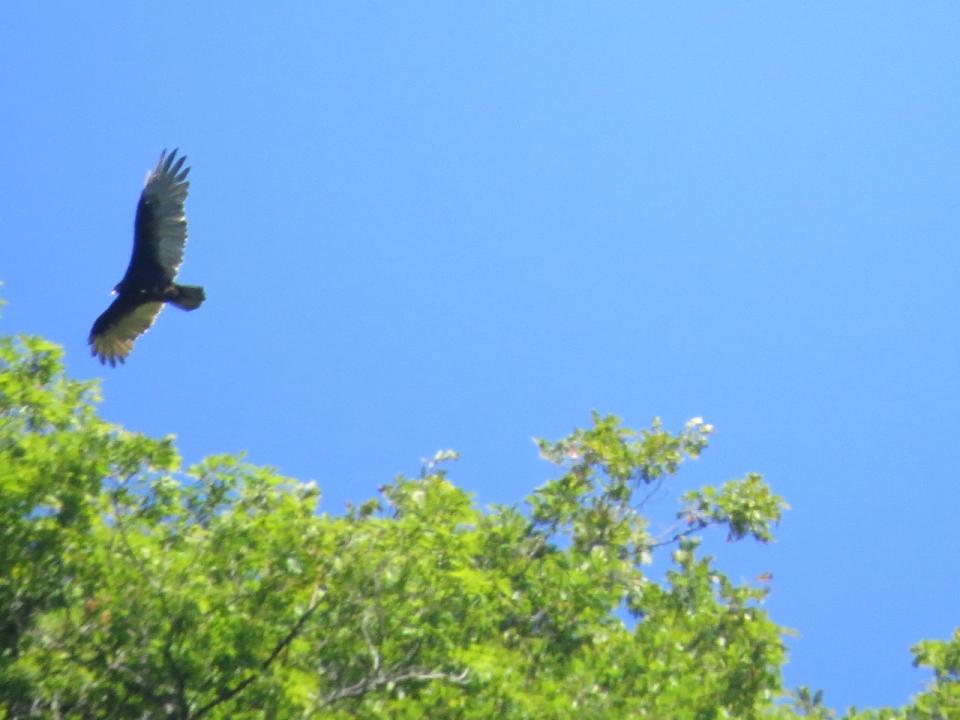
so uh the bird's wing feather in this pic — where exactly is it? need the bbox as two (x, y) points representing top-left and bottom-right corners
(121, 149), (191, 288)
(88, 297), (164, 366)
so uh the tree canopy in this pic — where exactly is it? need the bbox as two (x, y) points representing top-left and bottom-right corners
(0, 328), (956, 718)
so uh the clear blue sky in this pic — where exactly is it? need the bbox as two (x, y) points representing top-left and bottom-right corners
(2, 3), (958, 711)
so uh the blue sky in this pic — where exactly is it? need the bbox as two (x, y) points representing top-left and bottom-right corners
(3, 3), (959, 710)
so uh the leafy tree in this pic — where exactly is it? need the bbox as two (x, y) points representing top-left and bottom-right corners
(907, 630), (960, 719)
(0, 326), (956, 718)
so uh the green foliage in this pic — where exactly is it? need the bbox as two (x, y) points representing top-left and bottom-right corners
(0, 330), (955, 719)
(907, 630), (960, 719)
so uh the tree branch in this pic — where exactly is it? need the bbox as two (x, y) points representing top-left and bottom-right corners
(320, 666), (470, 706)
(648, 517), (708, 549)
(190, 583), (323, 720)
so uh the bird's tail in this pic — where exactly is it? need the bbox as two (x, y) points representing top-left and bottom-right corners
(168, 284), (206, 311)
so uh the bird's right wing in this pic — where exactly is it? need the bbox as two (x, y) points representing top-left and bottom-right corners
(88, 297), (164, 366)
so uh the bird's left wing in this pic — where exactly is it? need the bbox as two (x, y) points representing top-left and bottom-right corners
(124, 149), (191, 286)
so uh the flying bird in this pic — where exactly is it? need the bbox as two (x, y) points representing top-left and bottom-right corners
(89, 149), (205, 366)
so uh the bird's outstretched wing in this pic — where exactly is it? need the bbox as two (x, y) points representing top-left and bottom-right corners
(89, 149), (201, 366)
(89, 296), (164, 366)
(120, 149), (191, 290)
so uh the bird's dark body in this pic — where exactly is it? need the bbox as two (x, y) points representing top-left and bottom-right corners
(89, 149), (205, 366)
(119, 190), (175, 292)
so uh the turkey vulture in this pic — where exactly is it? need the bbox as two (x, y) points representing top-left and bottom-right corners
(89, 149), (205, 366)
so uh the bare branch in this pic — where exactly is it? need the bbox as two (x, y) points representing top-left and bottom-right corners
(648, 517), (708, 550)
(634, 476), (665, 510)
(320, 666), (470, 706)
